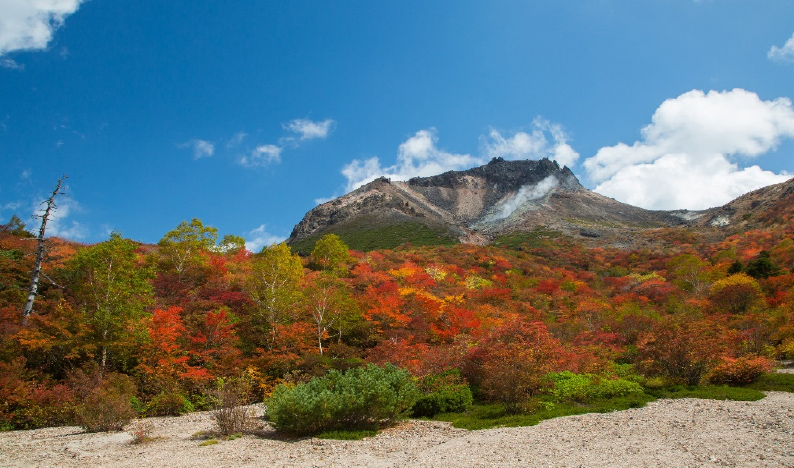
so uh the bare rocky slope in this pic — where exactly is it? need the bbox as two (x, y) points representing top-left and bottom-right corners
(287, 157), (794, 252)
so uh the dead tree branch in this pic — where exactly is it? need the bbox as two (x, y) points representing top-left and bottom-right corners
(22, 174), (67, 325)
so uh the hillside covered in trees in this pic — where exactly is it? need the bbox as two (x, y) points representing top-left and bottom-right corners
(1, 202), (794, 432)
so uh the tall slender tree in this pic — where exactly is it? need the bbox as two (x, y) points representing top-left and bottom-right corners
(246, 242), (304, 350)
(69, 232), (154, 372)
(22, 175), (67, 324)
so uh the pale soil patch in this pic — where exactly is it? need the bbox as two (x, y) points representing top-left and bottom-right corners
(1, 393), (793, 468)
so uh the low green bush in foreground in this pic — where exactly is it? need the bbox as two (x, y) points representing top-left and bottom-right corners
(432, 369), (782, 431)
(546, 371), (644, 403)
(412, 370), (473, 417)
(265, 364), (419, 435)
(434, 393), (655, 431)
(268, 368), (793, 436)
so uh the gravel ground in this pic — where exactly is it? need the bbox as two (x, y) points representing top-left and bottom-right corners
(1, 391), (793, 468)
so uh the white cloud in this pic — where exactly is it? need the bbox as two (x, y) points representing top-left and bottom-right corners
(482, 118), (580, 167)
(341, 128), (481, 191)
(583, 89), (794, 210)
(236, 118), (335, 170)
(284, 118), (335, 141)
(0, 57), (23, 69)
(314, 196), (335, 205)
(244, 224), (286, 253)
(32, 192), (87, 240)
(179, 139), (215, 159)
(238, 144), (281, 167)
(226, 131), (247, 148)
(0, 0), (86, 56)
(2, 201), (23, 213)
(768, 32), (794, 63)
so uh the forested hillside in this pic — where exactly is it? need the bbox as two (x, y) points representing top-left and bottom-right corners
(1, 208), (794, 431)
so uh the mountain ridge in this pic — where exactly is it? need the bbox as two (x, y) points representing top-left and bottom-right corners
(287, 158), (794, 253)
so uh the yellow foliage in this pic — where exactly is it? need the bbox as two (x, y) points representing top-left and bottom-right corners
(464, 275), (492, 290)
(425, 265), (447, 281)
(628, 272), (664, 283)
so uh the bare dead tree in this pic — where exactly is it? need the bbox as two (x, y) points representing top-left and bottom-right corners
(22, 175), (67, 325)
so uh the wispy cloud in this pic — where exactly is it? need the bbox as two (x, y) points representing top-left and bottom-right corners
(32, 190), (88, 240)
(583, 89), (794, 210)
(226, 131), (247, 148)
(238, 144), (281, 167)
(0, 57), (23, 70)
(179, 139), (215, 159)
(0, 0), (86, 56)
(481, 118), (579, 167)
(244, 224), (286, 253)
(237, 118), (335, 169)
(341, 128), (481, 192)
(2, 201), (23, 213)
(283, 118), (336, 141)
(768, 32), (794, 63)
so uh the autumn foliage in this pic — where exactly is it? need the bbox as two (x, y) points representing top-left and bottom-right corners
(1, 212), (793, 429)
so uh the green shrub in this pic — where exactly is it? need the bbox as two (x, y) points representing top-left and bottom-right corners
(145, 391), (195, 416)
(611, 363), (644, 382)
(547, 371), (643, 403)
(412, 370), (473, 417)
(641, 376), (668, 389)
(265, 364), (419, 435)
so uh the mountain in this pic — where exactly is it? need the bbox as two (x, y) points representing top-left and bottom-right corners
(287, 157), (794, 253)
(690, 177), (794, 231)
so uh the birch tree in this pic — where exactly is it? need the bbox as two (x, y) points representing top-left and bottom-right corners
(69, 232), (154, 372)
(246, 242), (304, 350)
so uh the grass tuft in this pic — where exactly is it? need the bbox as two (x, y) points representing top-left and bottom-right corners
(315, 429), (379, 440)
(645, 385), (765, 401)
(745, 372), (794, 393)
(433, 393), (655, 430)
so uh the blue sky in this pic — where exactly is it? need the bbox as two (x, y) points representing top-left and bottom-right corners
(2, 1), (794, 250)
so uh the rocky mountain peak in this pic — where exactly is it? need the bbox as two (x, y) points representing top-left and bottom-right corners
(407, 157), (582, 193)
(287, 158), (690, 252)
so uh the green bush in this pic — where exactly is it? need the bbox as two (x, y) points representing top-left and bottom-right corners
(412, 370), (473, 417)
(547, 371), (643, 403)
(265, 364), (419, 435)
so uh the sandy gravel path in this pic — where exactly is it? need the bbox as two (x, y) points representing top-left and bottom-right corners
(1, 392), (793, 468)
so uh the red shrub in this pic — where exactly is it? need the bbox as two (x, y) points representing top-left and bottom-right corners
(705, 356), (772, 385)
